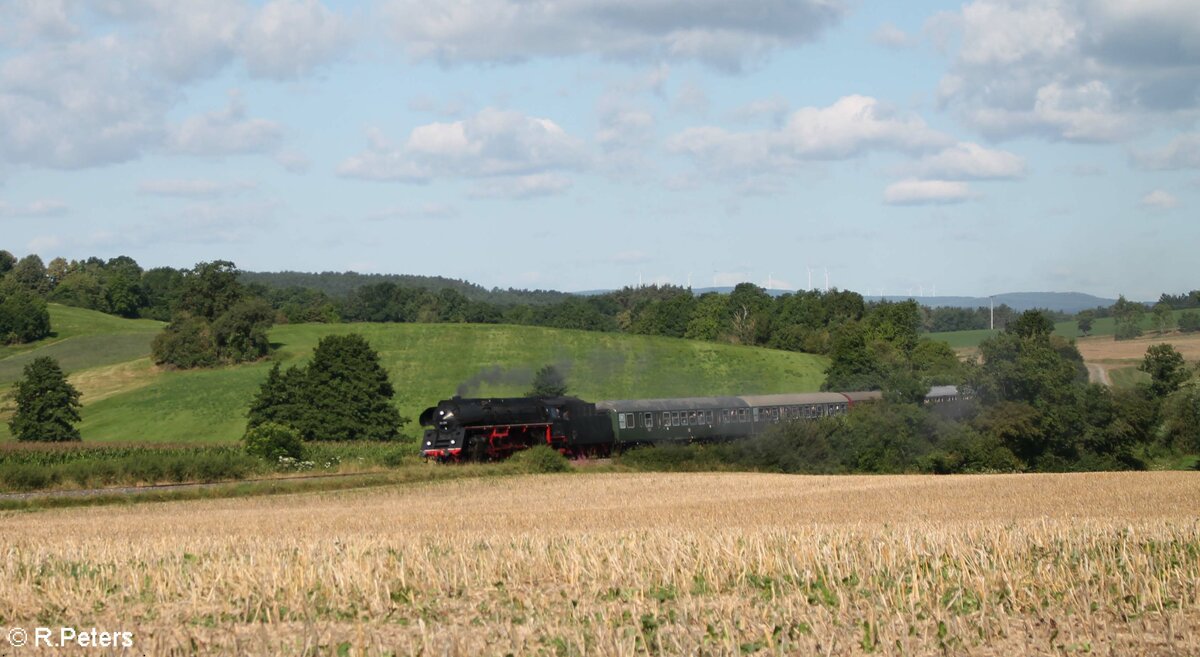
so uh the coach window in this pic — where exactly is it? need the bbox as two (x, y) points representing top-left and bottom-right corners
(672, 411), (680, 426)
(752, 407), (759, 422)
(618, 414), (627, 429)
(644, 412), (653, 428)
(662, 412), (670, 427)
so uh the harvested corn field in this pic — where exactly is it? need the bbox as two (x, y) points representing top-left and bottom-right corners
(1, 471), (1198, 656)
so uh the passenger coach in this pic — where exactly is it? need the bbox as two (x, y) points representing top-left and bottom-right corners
(595, 391), (883, 447)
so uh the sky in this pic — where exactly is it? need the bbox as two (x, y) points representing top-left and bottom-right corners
(0, 0), (1197, 300)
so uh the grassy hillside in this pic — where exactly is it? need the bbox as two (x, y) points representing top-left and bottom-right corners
(0, 305), (162, 386)
(4, 318), (829, 444)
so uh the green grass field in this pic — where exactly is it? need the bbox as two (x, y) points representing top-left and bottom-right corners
(931, 309), (1191, 349)
(0, 305), (162, 385)
(2, 308), (829, 444)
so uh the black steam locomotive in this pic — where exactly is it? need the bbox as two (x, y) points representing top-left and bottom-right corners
(419, 387), (966, 461)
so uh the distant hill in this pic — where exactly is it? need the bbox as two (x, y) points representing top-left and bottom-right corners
(865, 292), (1122, 314)
(579, 287), (1126, 313)
(240, 271), (571, 306)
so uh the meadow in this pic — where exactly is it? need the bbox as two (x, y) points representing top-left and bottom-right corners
(932, 309), (1192, 350)
(0, 471), (1195, 656)
(0, 305), (829, 443)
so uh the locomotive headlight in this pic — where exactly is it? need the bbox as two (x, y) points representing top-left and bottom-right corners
(425, 441), (431, 446)
(450, 440), (456, 445)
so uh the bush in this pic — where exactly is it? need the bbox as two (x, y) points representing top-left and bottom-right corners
(243, 422), (305, 461)
(508, 445), (571, 473)
(738, 420), (840, 474)
(151, 314), (218, 368)
(0, 463), (60, 491)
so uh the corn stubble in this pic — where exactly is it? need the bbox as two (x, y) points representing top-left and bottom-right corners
(1, 471), (1197, 656)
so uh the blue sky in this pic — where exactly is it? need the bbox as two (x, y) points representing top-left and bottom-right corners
(1, 0), (1197, 300)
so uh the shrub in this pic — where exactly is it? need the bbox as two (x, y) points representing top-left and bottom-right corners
(508, 446), (571, 473)
(244, 422), (305, 461)
(738, 420), (840, 474)
(0, 463), (59, 491)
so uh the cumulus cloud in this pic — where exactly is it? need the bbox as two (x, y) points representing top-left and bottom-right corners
(338, 108), (588, 186)
(167, 92), (284, 156)
(1140, 189), (1180, 210)
(238, 0), (352, 79)
(0, 199), (69, 218)
(137, 179), (257, 198)
(0, 36), (170, 168)
(883, 180), (973, 205)
(911, 142), (1026, 180)
(380, 0), (848, 70)
(669, 95), (951, 185)
(0, 1), (348, 169)
(931, 0), (1200, 142)
(1133, 133), (1200, 170)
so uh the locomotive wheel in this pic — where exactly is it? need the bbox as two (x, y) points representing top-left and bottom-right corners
(468, 436), (489, 462)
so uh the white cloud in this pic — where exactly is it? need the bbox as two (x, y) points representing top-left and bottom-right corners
(884, 180), (973, 205)
(380, 0), (848, 70)
(932, 0), (1200, 143)
(0, 1), (348, 169)
(911, 142), (1026, 180)
(167, 91), (284, 156)
(0, 36), (170, 168)
(470, 173), (573, 199)
(0, 199), (69, 218)
(137, 179), (257, 198)
(338, 108), (588, 184)
(238, 0), (352, 79)
(669, 95), (951, 186)
(1133, 133), (1200, 170)
(1140, 189), (1180, 210)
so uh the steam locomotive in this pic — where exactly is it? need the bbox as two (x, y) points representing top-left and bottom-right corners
(419, 387), (965, 461)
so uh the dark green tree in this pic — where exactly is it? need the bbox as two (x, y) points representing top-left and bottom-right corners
(150, 314), (218, 368)
(1160, 381), (1200, 452)
(245, 363), (308, 431)
(1180, 311), (1200, 333)
(1139, 344), (1190, 398)
(527, 364), (568, 397)
(0, 291), (51, 343)
(177, 260), (244, 321)
(1076, 310), (1095, 336)
(0, 250), (15, 276)
(9, 357), (82, 442)
(212, 297), (274, 362)
(299, 334), (404, 441)
(5, 254), (49, 295)
(1007, 310), (1054, 339)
